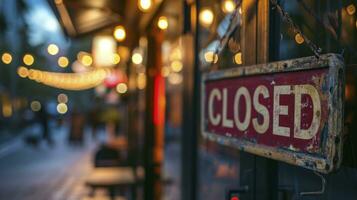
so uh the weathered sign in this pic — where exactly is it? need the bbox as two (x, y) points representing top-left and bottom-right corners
(201, 54), (344, 173)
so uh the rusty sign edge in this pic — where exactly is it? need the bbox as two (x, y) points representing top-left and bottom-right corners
(200, 53), (345, 174)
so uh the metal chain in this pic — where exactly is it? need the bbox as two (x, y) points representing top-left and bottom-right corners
(210, 0), (242, 68)
(270, 0), (322, 58)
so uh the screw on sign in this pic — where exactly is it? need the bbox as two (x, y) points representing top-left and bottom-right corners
(201, 54), (344, 173)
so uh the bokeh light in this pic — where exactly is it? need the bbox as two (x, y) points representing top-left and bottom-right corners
(1, 53), (12, 64)
(138, 0), (152, 12)
(112, 53), (121, 64)
(132, 53), (143, 64)
(30, 101), (41, 112)
(222, 0), (235, 13)
(57, 93), (68, 103)
(58, 56), (69, 68)
(17, 66), (29, 78)
(23, 54), (34, 66)
(157, 16), (168, 30)
(116, 83), (128, 94)
(199, 8), (214, 27)
(47, 44), (59, 55)
(234, 52), (242, 64)
(113, 26), (126, 42)
(170, 60), (183, 72)
(57, 103), (68, 114)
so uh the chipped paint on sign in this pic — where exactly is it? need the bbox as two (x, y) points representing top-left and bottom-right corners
(201, 54), (344, 173)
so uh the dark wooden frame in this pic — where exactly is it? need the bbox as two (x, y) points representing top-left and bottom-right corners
(201, 53), (345, 174)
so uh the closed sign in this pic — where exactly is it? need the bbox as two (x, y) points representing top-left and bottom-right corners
(201, 54), (344, 173)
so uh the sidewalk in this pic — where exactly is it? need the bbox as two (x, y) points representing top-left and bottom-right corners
(0, 123), (122, 200)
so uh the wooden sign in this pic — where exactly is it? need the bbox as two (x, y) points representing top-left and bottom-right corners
(201, 54), (344, 173)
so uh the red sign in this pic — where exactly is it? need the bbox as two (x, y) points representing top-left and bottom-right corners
(201, 54), (344, 173)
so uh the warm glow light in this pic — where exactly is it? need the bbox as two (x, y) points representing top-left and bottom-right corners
(113, 26), (126, 42)
(57, 93), (68, 103)
(23, 68), (112, 90)
(222, 0), (236, 13)
(347, 4), (356, 15)
(116, 83), (128, 94)
(30, 101), (41, 112)
(93, 36), (117, 67)
(137, 73), (146, 89)
(81, 55), (93, 67)
(47, 44), (59, 55)
(199, 8), (214, 27)
(17, 66), (29, 78)
(168, 73), (183, 85)
(234, 52), (242, 64)
(204, 51), (218, 63)
(2, 103), (12, 117)
(132, 53), (143, 64)
(170, 60), (183, 72)
(295, 33), (304, 44)
(58, 56), (69, 68)
(112, 53), (121, 64)
(1, 53), (12, 64)
(138, 0), (152, 12)
(157, 16), (168, 30)
(57, 103), (68, 114)
(23, 54), (34, 66)
(161, 67), (170, 77)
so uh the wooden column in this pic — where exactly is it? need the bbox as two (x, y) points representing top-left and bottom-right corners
(240, 1), (278, 200)
(144, 29), (165, 200)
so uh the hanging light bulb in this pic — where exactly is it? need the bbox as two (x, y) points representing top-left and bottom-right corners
(138, 0), (152, 12)
(113, 25), (126, 42)
(199, 8), (214, 27)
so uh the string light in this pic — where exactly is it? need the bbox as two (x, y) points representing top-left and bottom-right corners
(222, 0), (236, 13)
(1, 53), (12, 64)
(81, 55), (93, 67)
(57, 93), (68, 103)
(57, 103), (68, 114)
(168, 73), (182, 85)
(17, 66), (29, 78)
(47, 44), (59, 55)
(138, 0), (152, 12)
(161, 67), (170, 77)
(23, 54), (34, 66)
(199, 8), (214, 27)
(30, 101), (41, 112)
(58, 56), (69, 68)
(21, 67), (112, 90)
(112, 53), (120, 64)
(170, 60), (183, 72)
(234, 52), (242, 64)
(113, 26), (126, 42)
(157, 16), (168, 30)
(116, 83), (128, 94)
(132, 53), (143, 64)
(294, 33), (304, 44)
